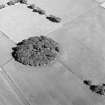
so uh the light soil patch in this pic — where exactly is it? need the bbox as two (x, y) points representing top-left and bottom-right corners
(0, 0), (98, 43)
(2, 58), (105, 105)
(0, 4), (62, 43)
(2, 58), (83, 105)
(46, 6), (105, 83)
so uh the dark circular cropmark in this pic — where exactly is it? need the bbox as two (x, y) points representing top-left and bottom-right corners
(11, 35), (60, 67)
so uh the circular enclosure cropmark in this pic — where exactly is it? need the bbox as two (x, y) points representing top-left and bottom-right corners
(11, 35), (61, 67)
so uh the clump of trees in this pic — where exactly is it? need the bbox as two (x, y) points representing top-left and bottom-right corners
(83, 80), (105, 96)
(12, 36), (60, 67)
